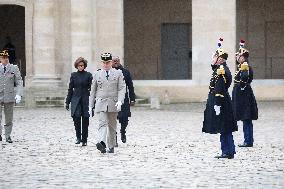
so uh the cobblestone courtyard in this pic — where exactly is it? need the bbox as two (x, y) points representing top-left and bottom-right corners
(0, 101), (283, 188)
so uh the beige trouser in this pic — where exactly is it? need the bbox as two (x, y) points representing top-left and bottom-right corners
(0, 102), (14, 139)
(97, 112), (117, 149)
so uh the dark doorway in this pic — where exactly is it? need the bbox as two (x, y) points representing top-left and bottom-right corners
(161, 23), (191, 80)
(0, 5), (26, 83)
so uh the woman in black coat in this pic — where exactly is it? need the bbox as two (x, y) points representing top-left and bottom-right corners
(232, 43), (258, 147)
(65, 57), (93, 146)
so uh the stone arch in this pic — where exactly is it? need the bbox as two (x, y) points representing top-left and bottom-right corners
(0, 0), (33, 85)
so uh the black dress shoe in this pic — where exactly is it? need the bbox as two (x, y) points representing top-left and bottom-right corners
(0, 135), (2, 141)
(6, 137), (13, 143)
(82, 142), (87, 146)
(121, 132), (126, 143)
(238, 143), (253, 147)
(214, 154), (234, 159)
(96, 141), (106, 153)
(107, 147), (114, 153)
(75, 138), (81, 144)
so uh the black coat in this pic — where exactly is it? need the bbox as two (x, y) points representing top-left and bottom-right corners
(202, 63), (238, 134)
(232, 64), (258, 121)
(115, 65), (135, 121)
(66, 70), (93, 118)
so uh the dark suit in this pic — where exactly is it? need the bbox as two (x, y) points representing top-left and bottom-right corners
(115, 65), (135, 134)
(66, 70), (93, 142)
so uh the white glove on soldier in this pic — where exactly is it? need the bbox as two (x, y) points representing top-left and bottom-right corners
(15, 95), (21, 104)
(214, 105), (221, 116)
(115, 101), (122, 111)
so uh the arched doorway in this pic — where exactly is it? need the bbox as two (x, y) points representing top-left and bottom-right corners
(0, 5), (26, 84)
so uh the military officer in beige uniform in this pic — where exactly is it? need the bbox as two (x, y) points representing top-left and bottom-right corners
(89, 53), (126, 153)
(0, 50), (23, 143)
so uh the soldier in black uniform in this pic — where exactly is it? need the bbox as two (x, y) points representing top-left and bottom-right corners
(202, 38), (238, 159)
(112, 56), (135, 143)
(232, 40), (258, 147)
(65, 57), (93, 146)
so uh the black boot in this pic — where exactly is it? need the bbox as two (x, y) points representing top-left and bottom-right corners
(75, 138), (81, 144)
(121, 132), (126, 143)
(82, 117), (89, 146)
(238, 143), (253, 147)
(0, 135), (2, 141)
(6, 137), (13, 143)
(214, 154), (234, 159)
(73, 117), (81, 144)
(96, 141), (106, 153)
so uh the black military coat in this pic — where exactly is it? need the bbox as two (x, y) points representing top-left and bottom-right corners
(66, 70), (93, 118)
(202, 62), (238, 134)
(232, 63), (258, 121)
(115, 65), (135, 122)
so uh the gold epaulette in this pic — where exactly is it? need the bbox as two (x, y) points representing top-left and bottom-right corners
(240, 62), (249, 71)
(217, 65), (225, 75)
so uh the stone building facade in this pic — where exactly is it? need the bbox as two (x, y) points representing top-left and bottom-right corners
(0, 0), (283, 107)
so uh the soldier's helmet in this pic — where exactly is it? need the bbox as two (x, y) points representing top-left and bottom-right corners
(101, 53), (112, 61)
(0, 49), (9, 57)
(236, 39), (249, 58)
(215, 38), (228, 60)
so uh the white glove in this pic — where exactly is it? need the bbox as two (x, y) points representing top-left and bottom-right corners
(89, 107), (93, 116)
(15, 95), (21, 104)
(115, 101), (122, 111)
(214, 105), (221, 115)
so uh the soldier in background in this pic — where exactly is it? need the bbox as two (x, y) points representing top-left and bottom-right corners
(89, 53), (126, 153)
(112, 56), (135, 144)
(232, 40), (258, 148)
(0, 50), (23, 143)
(202, 38), (238, 159)
(3, 36), (16, 64)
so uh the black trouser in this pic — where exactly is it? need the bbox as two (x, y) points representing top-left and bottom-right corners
(118, 117), (128, 134)
(73, 116), (89, 143)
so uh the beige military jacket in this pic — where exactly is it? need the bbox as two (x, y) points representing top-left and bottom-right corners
(0, 63), (23, 103)
(89, 68), (126, 113)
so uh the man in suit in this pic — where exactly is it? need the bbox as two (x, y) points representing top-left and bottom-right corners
(112, 56), (135, 144)
(0, 50), (23, 143)
(89, 53), (126, 153)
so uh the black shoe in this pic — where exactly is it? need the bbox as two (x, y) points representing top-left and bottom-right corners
(121, 132), (126, 143)
(6, 137), (13, 143)
(96, 141), (106, 153)
(214, 154), (234, 159)
(0, 135), (2, 141)
(75, 138), (81, 144)
(238, 143), (253, 147)
(107, 147), (114, 153)
(82, 142), (87, 146)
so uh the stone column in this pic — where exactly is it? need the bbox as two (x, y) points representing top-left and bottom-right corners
(30, 0), (61, 86)
(94, 0), (124, 67)
(71, 0), (93, 73)
(192, 0), (236, 85)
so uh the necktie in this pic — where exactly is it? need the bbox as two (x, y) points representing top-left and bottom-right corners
(106, 71), (109, 80)
(4, 66), (6, 73)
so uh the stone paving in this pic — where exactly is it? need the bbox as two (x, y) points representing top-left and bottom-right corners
(0, 101), (283, 189)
